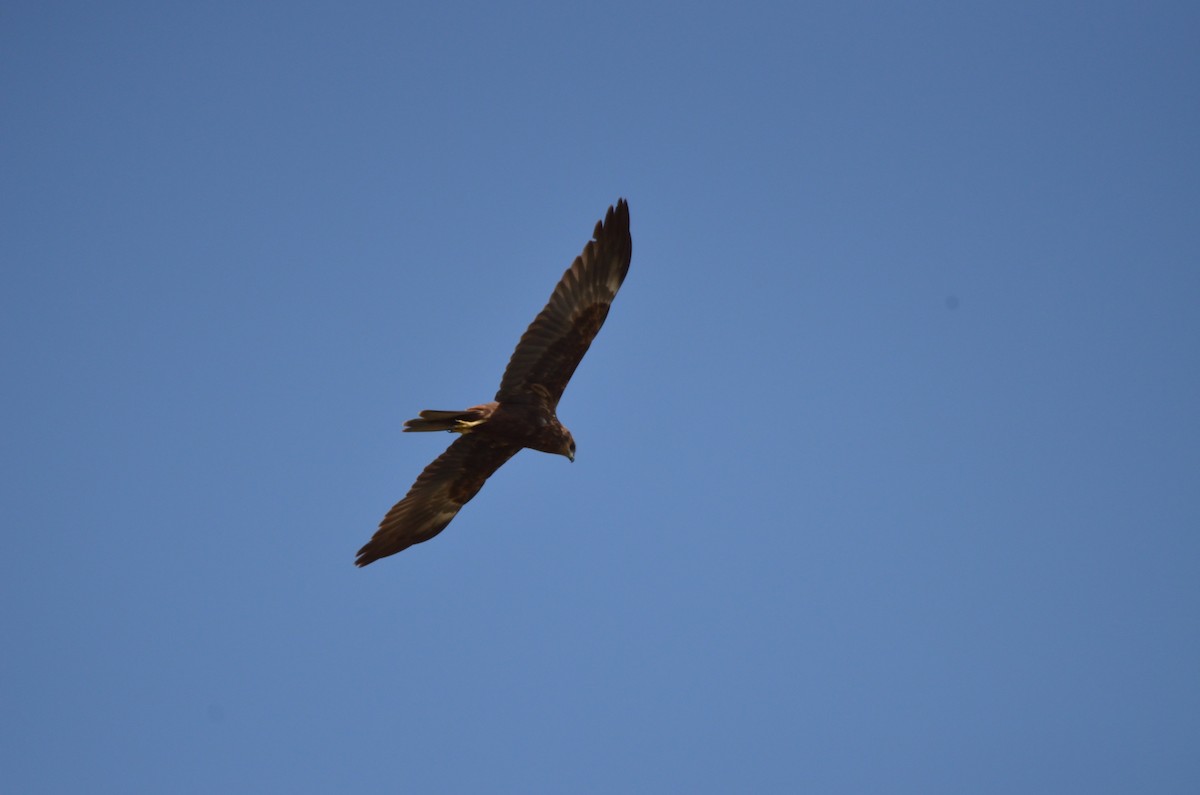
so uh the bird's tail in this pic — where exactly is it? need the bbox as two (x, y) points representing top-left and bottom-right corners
(403, 408), (490, 433)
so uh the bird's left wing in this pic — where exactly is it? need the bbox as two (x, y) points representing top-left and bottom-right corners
(355, 435), (519, 566)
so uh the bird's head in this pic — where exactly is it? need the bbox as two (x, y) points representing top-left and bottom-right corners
(561, 430), (576, 463)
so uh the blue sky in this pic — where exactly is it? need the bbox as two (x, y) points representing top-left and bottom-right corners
(3, 2), (1198, 792)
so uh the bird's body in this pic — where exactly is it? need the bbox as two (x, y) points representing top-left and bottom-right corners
(355, 199), (632, 567)
(402, 400), (571, 458)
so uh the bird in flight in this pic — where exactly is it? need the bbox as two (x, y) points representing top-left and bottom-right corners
(355, 199), (632, 567)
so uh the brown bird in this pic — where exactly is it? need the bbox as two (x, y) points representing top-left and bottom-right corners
(355, 199), (632, 566)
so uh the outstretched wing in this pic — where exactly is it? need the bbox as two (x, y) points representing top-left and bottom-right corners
(495, 199), (632, 408)
(355, 435), (520, 566)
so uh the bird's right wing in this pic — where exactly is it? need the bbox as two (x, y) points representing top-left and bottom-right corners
(494, 199), (632, 408)
(355, 435), (519, 566)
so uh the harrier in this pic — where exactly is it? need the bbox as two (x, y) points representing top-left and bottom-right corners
(355, 199), (632, 566)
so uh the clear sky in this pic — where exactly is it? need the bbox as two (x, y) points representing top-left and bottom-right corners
(3, 2), (1198, 792)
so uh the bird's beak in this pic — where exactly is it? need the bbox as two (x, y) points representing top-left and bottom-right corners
(567, 451), (575, 463)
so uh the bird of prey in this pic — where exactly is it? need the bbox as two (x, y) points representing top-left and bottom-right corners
(355, 199), (632, 567)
